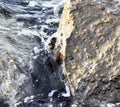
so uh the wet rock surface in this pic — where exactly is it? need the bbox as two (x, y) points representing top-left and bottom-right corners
(58, 0), (120, 106)
(0, 15), (35, 106)
(15, 51), (71, 107)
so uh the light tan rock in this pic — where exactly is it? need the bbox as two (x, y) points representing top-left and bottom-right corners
(57, 0), (120, 106)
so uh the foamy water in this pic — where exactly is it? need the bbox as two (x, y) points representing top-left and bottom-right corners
(0, 0), (68, 106)
(96, 0), (120, 14)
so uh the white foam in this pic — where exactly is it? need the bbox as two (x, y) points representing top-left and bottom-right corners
(24, 98), (29, 103)
(28, 1), (38, 7)
(14, 102), (22, 107)
(48, 90), (57, 97)
(96, 0), (120, 12)
(53, 0), (66, 16)
(33, 46), (40, 54)
(46, 18), (60, 24)
(30, 95), (35, 99)
(100, 103), (120, 107)
(61, 82), (71, 97)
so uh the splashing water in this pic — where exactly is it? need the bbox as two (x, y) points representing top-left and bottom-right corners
(95, 0), (120, 14)
(0, 0), (71, 107)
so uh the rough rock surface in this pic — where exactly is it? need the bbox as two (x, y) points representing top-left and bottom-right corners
(57, 0), (120, 106)
(0, 16), (35, 106)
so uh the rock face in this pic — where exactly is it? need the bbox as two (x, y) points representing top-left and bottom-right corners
(58, 0), (120, 106)
(0, 16), (35, 106)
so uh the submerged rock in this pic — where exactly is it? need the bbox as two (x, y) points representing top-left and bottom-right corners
(16, 51), (71, 107)
(0, 99), (9, 107)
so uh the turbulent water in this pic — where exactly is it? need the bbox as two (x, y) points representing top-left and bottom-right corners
(96, 0), (120, 14)
(0, 0), (71, 107)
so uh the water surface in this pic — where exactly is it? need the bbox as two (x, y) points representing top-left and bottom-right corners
(0, 0), (71, 106)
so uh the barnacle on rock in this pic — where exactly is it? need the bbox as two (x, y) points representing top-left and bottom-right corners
(72, 64), (77, 70)
(67, 72), (72, 78)
(90, 77), (95, 83)
(74, 48), (78, 53)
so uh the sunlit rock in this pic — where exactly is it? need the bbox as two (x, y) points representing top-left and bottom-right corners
(57, 0), (120, 106)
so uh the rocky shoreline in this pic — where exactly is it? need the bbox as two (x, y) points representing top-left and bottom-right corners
(57, 0), (120, 106)
(0, 0), (120, 106)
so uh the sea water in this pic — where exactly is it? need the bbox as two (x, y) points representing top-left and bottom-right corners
(0, 0), (69, 106)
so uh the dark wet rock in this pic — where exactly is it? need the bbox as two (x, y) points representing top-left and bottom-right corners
(25, 6), (43, 12)
(48, 22), (59, 28)
(49, 37), (57, 50)
(0, 6), (11, 17)
(31, 54), (64, 95)
(55, 51), (63, 65)
(4, 0), (29, 5)
(46, 29), (57, 36)
(58, 7), (63, 16)
(17, 96), (71, 107)
(0, 99), (9, 107)
(34, 36), (42, 44)
(16, 51), (71, 107)
(16, 17), (39, 26)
